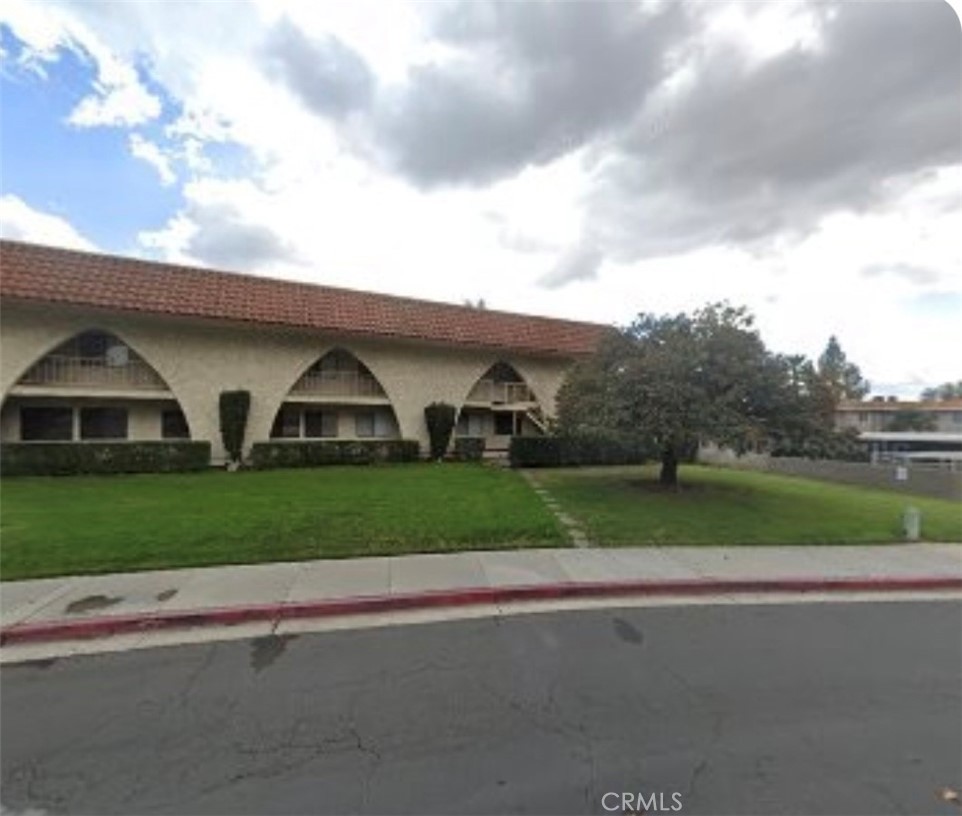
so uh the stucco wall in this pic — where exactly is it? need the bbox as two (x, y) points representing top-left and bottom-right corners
(1, 302), (577, 461)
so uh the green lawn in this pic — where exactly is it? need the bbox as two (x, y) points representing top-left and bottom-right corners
(535, 465), (962, 546)
(0, 464), (565, 580)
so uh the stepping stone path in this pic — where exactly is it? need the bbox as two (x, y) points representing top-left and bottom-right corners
(520, 470), (593, 549)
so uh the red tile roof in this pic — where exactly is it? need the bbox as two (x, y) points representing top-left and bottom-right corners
(0, 240), (609, 357)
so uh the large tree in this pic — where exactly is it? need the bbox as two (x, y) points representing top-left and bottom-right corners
(817, 336), (870, 402)
(558, 303), (793, 487)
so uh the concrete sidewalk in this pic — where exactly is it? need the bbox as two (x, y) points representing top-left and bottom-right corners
(2, 544), (960, 651)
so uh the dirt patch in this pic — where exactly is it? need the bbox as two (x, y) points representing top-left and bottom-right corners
(156, 589), (178, 602)
(64, 594), (123, 615)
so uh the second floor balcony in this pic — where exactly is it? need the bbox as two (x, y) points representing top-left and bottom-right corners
(466, 379), (536, 405)
(290, 370), (387, 399)
(17, 355), (169, 391)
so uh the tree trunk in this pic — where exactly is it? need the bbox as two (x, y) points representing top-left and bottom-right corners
(659, 444), (679, 488)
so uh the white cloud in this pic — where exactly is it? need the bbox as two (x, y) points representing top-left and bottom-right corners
(128, 134), (176, 185)
(0, 0), (161, 128)
(0, 195), (97, 251)
(0, 0), (958, 400)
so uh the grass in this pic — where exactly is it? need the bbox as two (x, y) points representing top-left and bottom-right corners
(0, 464), (565, 580)
(535, 465), (962, 546)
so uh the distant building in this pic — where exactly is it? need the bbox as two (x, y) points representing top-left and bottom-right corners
(835, 398), (962, 434)
(836, 399), (962, 467)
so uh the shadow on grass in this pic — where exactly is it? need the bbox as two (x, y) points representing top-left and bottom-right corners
(617, 477), (754, 499)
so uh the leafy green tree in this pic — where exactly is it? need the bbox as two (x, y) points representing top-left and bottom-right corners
(886, 410), (937, 432)
(558, 303), (790, 487)
(920, 381), (962, 401)
(817, 336), (870, 402)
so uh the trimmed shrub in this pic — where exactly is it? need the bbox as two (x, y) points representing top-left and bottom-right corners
(424, 402), (457, 460)
(453, 436), (486, 462)
(219, 390), (251, 463)
(0, 442), (211, 477)
(509, 433), (651, 468)
(250, 439), (420, 469)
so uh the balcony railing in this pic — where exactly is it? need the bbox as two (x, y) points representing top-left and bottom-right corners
(466, 380), (536, 405)
(17, 355), (168, 391)
(290, 370), (387, 399)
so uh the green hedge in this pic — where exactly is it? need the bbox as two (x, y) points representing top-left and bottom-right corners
(453, 436), (486, 462)
(509, 434), (652, 468)
(219, 390), (251, 463)
(250, 439), (420, 469)
(0, 442), (212, 477)
(424, 402), (457, 460)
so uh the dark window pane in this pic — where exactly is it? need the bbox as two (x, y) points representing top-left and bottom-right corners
(270, 407), (300, 439)
(162, 409), (189, 439)
(21, 407), (73, 441)
(355, 412), (374, 438)
(304, 410), (337, 438)
(80, 407), (128, 440)
(76, 331), (111, 358)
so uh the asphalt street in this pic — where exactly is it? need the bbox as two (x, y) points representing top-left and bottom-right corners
(2, 600), (960, 816)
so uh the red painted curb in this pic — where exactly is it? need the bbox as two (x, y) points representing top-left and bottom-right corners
(2, 576), (961, 646)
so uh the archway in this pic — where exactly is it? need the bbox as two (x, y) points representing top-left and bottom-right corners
(458, 361), (547, 452)
(268, 348), (401, 440)
(2, 329), (192, 442)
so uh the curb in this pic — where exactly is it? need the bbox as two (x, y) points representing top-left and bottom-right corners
(3, 576), (961, 646)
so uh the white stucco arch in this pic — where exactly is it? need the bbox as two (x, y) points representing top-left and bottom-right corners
(1, 325), (197, 439)
(259, 345), (404, 441)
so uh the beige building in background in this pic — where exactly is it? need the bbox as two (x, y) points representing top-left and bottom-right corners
(835, 398), (962, 434)
(0, 240), (606, 463)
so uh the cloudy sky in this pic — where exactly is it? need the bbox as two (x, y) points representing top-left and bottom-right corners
(1, 0), (959, 397)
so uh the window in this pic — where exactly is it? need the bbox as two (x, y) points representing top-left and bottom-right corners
(21, 407), (73, 441)
(80, 407), (128, 440)
(457, 411), (485, 436)
(304, 410), (337, 438)
(270, 406), (301, 439)
(76, 331), (111, 358)
(355, 410), (395, 438)
(161, 409), (190, 439)
(355, 411), (375, 438)
(495, 412), (514, 435)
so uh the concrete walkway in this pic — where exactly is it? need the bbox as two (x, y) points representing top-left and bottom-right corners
(2, 544), (960, 653)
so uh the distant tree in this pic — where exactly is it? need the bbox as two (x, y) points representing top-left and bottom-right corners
(558, 303), (790, 488)
(920, 380), (962, 401)
(886, 410), (938, 432)
(817, 336), (870, 402)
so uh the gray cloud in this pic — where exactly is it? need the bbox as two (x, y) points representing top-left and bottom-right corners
(185, 203), (297, 269)
(258, 1), (960, 287)
(263, 18), (374, 119)
(587, 1), (961, 265)
(374, 1), (691, 186)
(539, 241), (603, 289)
(861, 263), (941, 285)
